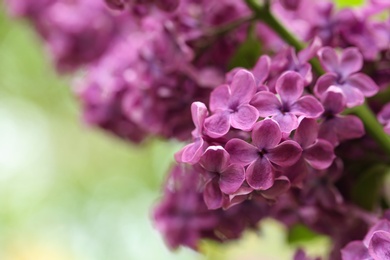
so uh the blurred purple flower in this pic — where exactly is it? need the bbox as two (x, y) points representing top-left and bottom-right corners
(315, 47), (379, 107)
(378, 103), (390, 135)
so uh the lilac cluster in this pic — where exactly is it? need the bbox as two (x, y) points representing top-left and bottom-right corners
(7, 0), (251, 142)
(8, 0), (390, 258)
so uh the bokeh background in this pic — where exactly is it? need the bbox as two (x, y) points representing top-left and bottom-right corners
(0, 0), (363, 259)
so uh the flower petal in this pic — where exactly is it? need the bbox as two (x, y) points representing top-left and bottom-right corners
(341, 85), (365, 108)
(225, 138), (258, 165)
(209, 85), (230, 112)
(272, 112), (298, 134)
(200, 146), (230, 173)
(346, 73), (379, 97)
(318, 47), (339, 73)
(275, 71), (304, 105)
(250, 91), (281, 117)
(175, 138), (204, 164)
(204, 112), (230, 138)
(246, 158), (274, 190)
(230, 69), (256, 104)
(220, 164), (245, 194)
(191, 102), (208, 136)
(304, 139), (335, 170)
(231, 104), (259, 130)
(267, 140), (302, 167)
(320, 87), (346, 114)
(261, 176), (290, 200)
(252, 55), (271, 84)
(368, 231), (390, 260)
(252, 119), (282, 149)
(291, 95), (324, 118)
(203, 179), (224, 210)
(340, 47), (363, 77)
(314, 73), (338, 97)
(341, 241), (371, 260)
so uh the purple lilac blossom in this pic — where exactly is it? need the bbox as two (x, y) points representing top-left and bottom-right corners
(318, 87), (365, 146)
(198, 146), (245, 209)
(204, 69), (259, 138)
(226, 119), (302, 190)
(251, 71), (323, 134)
(315, 47), (379, 107)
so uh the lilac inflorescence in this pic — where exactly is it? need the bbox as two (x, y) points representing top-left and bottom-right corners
(8, 0), (390, 259)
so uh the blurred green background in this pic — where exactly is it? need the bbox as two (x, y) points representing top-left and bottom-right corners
(0, 0), (362, 259)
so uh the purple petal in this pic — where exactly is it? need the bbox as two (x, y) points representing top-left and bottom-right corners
(318, 47), (339, 73)
(275, 71), (304, 105)
(219, 164), (245, 194)
(304, 139), (335, 170)
(320, 87), (346, 114)
(267, 140), (302, 167)
(246, 158), (274, 190)
(346, 73), (379, 97)
(294, 118), (318, 148)
(225, 138), (259, 165)
(209, 84), (230, 112)
(191, 102), (208, 136)
(231, 104), (259, 131)
(252, 55), (271, 84)
(378, 103), (390, 124)
(272, 112), (298, 134)
(364, 220), (390, 246)
(204, 112), (230, 138)
(203, 179), (224, 210)
(341, 85), (365, 108)
(291, 95), (324, 118)
(341, 241), (371, 260)
(340, 47), (363, 78)
(314, 73), (338, 97)
(298, 37), (322, 63)
(230, 69), (256, 104)
(261, 176), (290, 199)
(368, 231), (390, 260)
(250, 91), (281, 117)
(200, 146), (230, 173)
(252, 119), (282, 149)
(175, 138), (204, 164)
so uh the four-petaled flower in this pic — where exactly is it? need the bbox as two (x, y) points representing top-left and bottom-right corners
(225, 119), (302, 190)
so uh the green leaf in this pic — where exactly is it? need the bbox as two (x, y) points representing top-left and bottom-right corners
(351, 164), (390, 210)
(287, 224), (321, 244)
(335, 0), (364, 8)
(228, 29), (261, 70)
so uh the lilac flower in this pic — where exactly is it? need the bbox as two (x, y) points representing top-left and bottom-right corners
(251, 71), (323, 134)
(225, 119), (302, 190)
(378, 103), (390, 135)
(342, 219), (390, 260)
(175, 102), (208, 164)
(314, 47), (379, 107)
(204, 69), (259, 138)
(318, 87), (365, 146)
(294, 118), (335, 170)
(198, 146), (245, 209)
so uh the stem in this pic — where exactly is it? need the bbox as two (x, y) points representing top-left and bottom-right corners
(347, 104), (390, 155)
(245, 0), (390, 156)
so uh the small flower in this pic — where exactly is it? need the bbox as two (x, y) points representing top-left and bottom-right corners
(251, 71), (324, 134)
(199, 146), (245, 209)
(315, 47), (379, 107)
(204, 69), (259, 138)
(225, 119), (302, 190)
